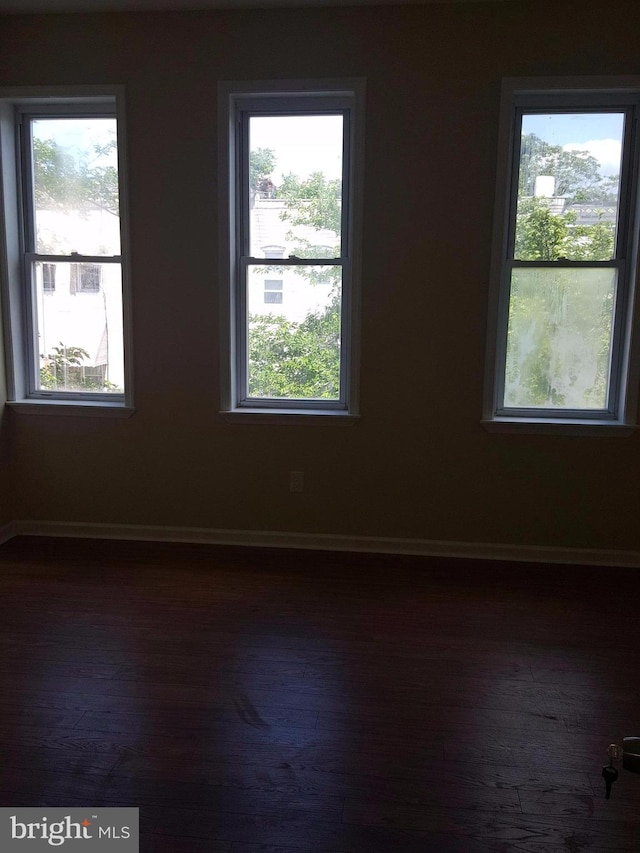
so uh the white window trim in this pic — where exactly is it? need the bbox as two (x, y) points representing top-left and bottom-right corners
(483, 76), (640, 436)
(0, 85), (134, 417)
(218, 78), (364, 423)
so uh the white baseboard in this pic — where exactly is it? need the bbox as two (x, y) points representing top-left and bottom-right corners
(4, 518), (640, 568)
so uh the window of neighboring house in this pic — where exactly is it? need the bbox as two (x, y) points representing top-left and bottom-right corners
(42, 262), (56, 293)
(79, 263), (101, 293)
(484, 79), (640, 434)
(0, 89), (132, 411)
(69, 262), (101, 294)
(219, 80), (364, 418)
(264, 279), (283, 304)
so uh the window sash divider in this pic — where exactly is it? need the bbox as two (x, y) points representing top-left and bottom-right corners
(509, 259), (621, 269)
(243, 257), (344, 267)
(27, 253), (122, 264)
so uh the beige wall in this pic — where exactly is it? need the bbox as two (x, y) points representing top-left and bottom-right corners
(1, 0), (639, 551)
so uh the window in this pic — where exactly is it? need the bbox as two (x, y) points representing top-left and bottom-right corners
(219, 80), (364, 419)
(484, 79), (640, 433)
(42, 262), (56, 293)
(0, 88), (132, 412)
(69, 263), (101, 295)
(79, 263), (101, 293)
(264, 279), (283, 304)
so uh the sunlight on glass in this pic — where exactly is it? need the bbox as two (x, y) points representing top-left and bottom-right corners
(34, 261), (124, 393)
(249, 115), (343, 258)
(247, 264), (341, 400)
(514, 113), (624, 261)
(504, 267), (615, 409)
(32, 118), (120, 256)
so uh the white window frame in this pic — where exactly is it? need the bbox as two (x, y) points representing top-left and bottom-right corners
(0, 86), (134, 417)
(218, 79), (364, 423)
(483, 77), (640, 436)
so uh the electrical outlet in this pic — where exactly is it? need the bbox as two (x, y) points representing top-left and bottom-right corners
(290, 471), (304, 493)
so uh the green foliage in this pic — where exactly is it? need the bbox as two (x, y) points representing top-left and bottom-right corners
(518, 132), (615, 204)
(508, 133), (618, 409)
(569, 217), (616, 261)
(505, 269), (614, 409)
(247, 156), (344, 398)
(515, 198), (615, 261)
(33, 136), (119, 216)
(248, 296), (341, 399)
(278, 171), (342, 236)
(278, 170), (342, 285)
(249, 148), (277, 208)
(33, 138), (70, 206)
(40, 343), (118, 392)
(515, 198), (570, 260)
(249, 148), (277, 191)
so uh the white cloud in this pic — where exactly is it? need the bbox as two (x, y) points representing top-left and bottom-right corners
(562, 138), (622, 176)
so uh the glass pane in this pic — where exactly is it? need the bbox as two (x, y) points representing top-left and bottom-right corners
(504, 267), (616, 410)
(247, 263), (341, 400)
(248, 115), (343, 259)
(32, 117), (120, 256)
(514, 113), (624, 261)
(34, 261), (124, 393)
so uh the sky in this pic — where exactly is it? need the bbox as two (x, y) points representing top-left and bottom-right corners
(250, 115), (343, 183)
(522, 112), (624, 176)
(33, 118), (118, 168)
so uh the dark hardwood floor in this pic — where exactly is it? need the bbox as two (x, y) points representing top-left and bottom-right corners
(0, 535), (639, 851)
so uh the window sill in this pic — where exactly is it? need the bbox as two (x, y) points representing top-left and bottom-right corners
(220, 408), (359, 425)
(482, 417), (636, 437)
(7, 399), (135, 418)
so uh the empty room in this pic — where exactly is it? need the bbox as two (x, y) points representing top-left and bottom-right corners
(1, 0), (640, 849)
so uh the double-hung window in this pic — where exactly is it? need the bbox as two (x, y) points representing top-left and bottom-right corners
(219, 80), (364, 420)
(484, 79), (640, 433)
(0, 88), (132, 413)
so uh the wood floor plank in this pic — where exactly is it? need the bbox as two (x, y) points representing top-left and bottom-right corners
(0, 769), (344, 819)
(110, 755), (595, 797)
(0, 722), (200, 757)
(0, 745), (120, 775)
(342, 800), (639, 848)
(0, 705), (85, 729)
(141, 837), (230, 852)
(230, 845), (310, 853)
(74, 708), (319, 735)
(304, 656), (535, 682)
(102, 802), (516, 852)
(518, 789), (640, 821)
